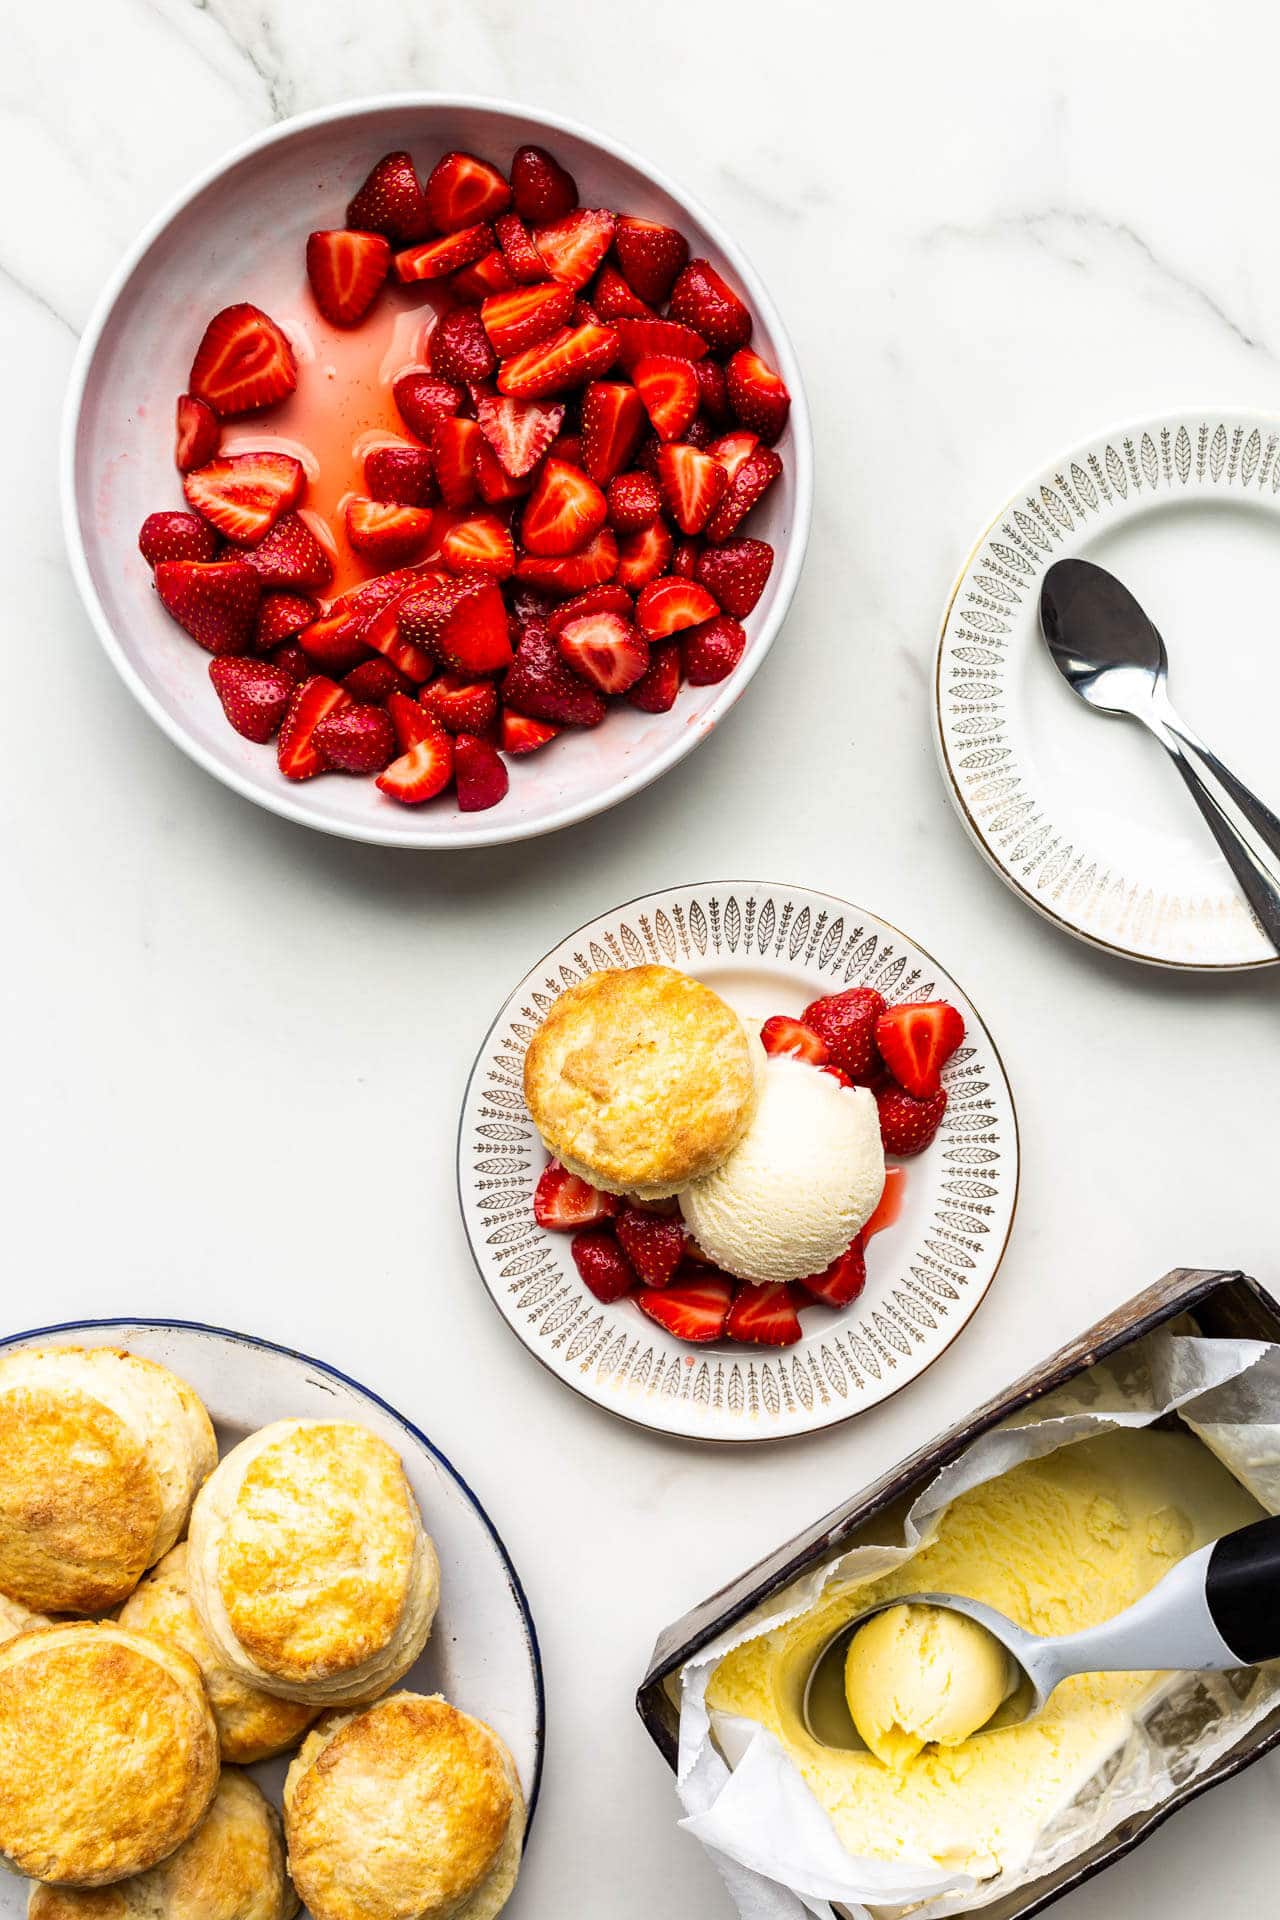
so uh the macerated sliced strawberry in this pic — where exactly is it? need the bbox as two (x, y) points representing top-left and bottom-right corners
(174, 393), (219, 472)
(244, 513), (334, 590)
(493, 211), (548, 282)
(694, 356), (730, 423)
(376, 715), (455, 804)
(427, 307), (497, 384)
(694, 537), (773, 617)
(710, 430), (761, 479)
(430, 417), (482, 508)
(545, 584), (634, 634)
(345, 498), (435, 564)
(613, 317), (709, 369)
(155, 559), (260, 654)
(346, 151), (430, 242)
(802, 987), (887, 1080)
(514, 528), (618, 594)
(657, 443), (728, 534)
(364, 443), (437, 506)
(534, 1160), (620, 1230)
(398, 575), (512, 674)
(424, 149), (511, 232)
(671, 537), (701, 578)
(626, 640), (682, 713)
(473, 437), (531, 505)
(256, 591), (319, 652)
(616, 1207), (685, 1287)
(501, 710), (559, 753)
(511, 145), (578, 223)
(613, 216), (690, 305)
(864, 1167), (906, 1242)
(395, 224), (493, 282)
(392, 371), (463, 441)
(682, 614), (746, 685)
(498, 322), (618, 399)
(440, 513), (515, 579)
(875, 1002), (966, 1098)
(592, 263), (655, 321)
(669, 258), (752, 351)
(726, 347), (791, 444)
(521, 458), (607, 556)
(635, 576), (718, 639)
(580, 381), (646, 485)
(306, 229), (391, 327)
(571, 1229), (635, 1302)
(473, 391), (564, 479)
(760, 1015), (827, 1064)
(139, 510), (218, 567)
(615, 520), (674, 590)
(480, 281), (574, 357)
(189, 304), (296, 417)
(876, 1084), (947, 1156)
(341, 657), (406, 704)
(557, 610), (649, 694)
(277, 674), (349, 780)
(705, 445), (782, 543)
(632, 356), (700, 441)
(360, 594), (436, 682)
(208, 655), (293, 742)
(605, 469), (663, 534)
(503, 619), (608, 726)
(313, 700), (397, 773)
(727, 1282), (803, 1346)
(451, 250), (516, 301)
(454, 731), (510, 811)
(183, 451), (304, 545)
(420, 672), (499, 734)
(533, 208), (615, 289)
(386, 690), (439, 751)
(797, 1240), (867, 1308)
(637, 1274), (733, 1343)
(296, 612), (371, 678)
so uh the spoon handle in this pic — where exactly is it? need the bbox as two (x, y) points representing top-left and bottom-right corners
(1147, 702), (1280, 952)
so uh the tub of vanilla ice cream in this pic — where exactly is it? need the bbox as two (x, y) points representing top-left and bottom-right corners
(637, 1268), (1280, 1920)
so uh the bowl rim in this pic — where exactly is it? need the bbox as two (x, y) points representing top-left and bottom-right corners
(61, 91), (814, 850)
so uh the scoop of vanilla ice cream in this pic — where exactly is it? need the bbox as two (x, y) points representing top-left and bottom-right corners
(678, 1053), (885, 1283)
(844, 1603), (1012, 1767)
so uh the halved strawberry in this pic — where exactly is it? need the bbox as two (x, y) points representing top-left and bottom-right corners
(546, 584), (635, 634)
(592, 263), (655, 321)
(669, 259), (752, 351)
(616, 1207), (685, 1287)
(428, 307), (497, 384)
(420, 672), (499, 734)
(802, 987), (886, 1080)
(207, 655), (293, 742)
(188, 304), (296, 417)
(635, 576), (718, 639)
(430, 417), (482, 508)
(521, 459), (607, 556)
(498, 322), (618, 398)
(637, 1274), (732, 1343)
(656, 443), (728, 534)
(397, 225), (492, 282)
(613, 317), (709, 368)
(345, 498), (435, 564)
(392, 371), (463, 440)
(365, 443), (437, 506)
(580, 382), (646, 485)
(705, 445), (782, 543)
(797, 1240), (867, 1309)
(277, 675), (349, 780)
(454, 731), (510, 811)
(571, 1229), (636, 1303)
(480, 281), (574, 357)
(341, 658), (407, 704)
(726, 1282), (803, 1346)
(398, 575), (512, 674)
(760, 1015), (827, 1064)
(615, 520), (674, 589)
(864, 1167), (906, 1241)
(875, 1002), (966, 1098)
(682, 614), (746, 685)
(513, 529), (618, 594)
(613, 216), (689, 305)
(726, 348), (791, 444)
(139, 510), (218, 567)
(376, 713), (455, 804)
(709, 430), (760, 479)
(183, 451), (304, 545)
(632, 356), (700, 441)
(244, 513), (334, 590)
(424, 150), (511, 231)
(511, 145), (578, 223)
(306, 229), (391, 327)
(492, 211), (548, 283)
(386, 690), (440, 751)
(503, 620), (608, 726)
(533, 208), (615, 289)
(255, 591), (318, 651)
(473, 391), (564, 478)
(557, 610), (649, 694)
(695, 538), (773, 617)
(174, 393), (219, 472)
(346, 151), (430, 243)
(313, 701), (397, 773)
(534, 1161), (621, 1230)
(501, 710), (559, 753)
(876, 1084), (948, 1156)
(694, 357), (730, 424)
(626, 640), (682, 713)
(155, 559), (260, 654)
(451, 251), (516, 300)
(605, 470), (662, 533)
(440, 513), (515, 578)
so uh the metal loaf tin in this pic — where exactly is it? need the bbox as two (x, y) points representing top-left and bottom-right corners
(636, 1268), (1280, 1920)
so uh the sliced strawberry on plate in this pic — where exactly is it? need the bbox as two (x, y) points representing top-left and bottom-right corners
(376, 712), (455, 804)
(580, 381), (646, 484)
(637, 1273), (733, 1343)
(365, 443), (437, 506)
(277, 674), (349, 780)
(256, 591), (318, 651)
(454, 731), (510, 811)
(695, 537), (774, 617)
(511, 145), (578, 223)
(360, 595), (436, 683)
(875, 1002), (966, 1098)
(802, 987), (886, 1080)
(606, 470), (662, 533)
(635, 576), (718, 639)
(532, 208), (615, 289)
(626, 640), (682, 713)
(669, 258), (752, 352)
(612, 317), (709, 368)
(386, 690), (439, 751)
(616, 1207), (685, 1287)
(398, 575), (512, 674)
(797, 1240), (867, 1309)
(705, 444), (782, 543)
(183, 451), (304, 545)
(534, 1161), (620, 1230)
(632, 356), (700, 441)
(345, 498), (435, 564)
(430, 417), (482, 508)
(503, 619), (608, 726)
(313, 700), (397, 773)
(864, 1167), (906, 1242)
(521, 458), (607, 556)
(760, 1015), (828, 1064)
(208, 655), (293, 742)
(656, 442), (728, 534)
(876, 1084), (947, 1156)
(139, 510), (218, 567)
(615, 520), (674, 589)
(424, 149), (511, 231)
(451, 250), (517, 301)
(592, 263), (655, 321)
(473, 438), (532, 505)
(306, 228), (391, 327)
(420, 672), (499, 734)
(545, 584), (634, 634)
(493, 211), (549, 283)
(346, 151), (430, 243)
(726, 347), (791, 444)
(694, 357), (730, 424)
(296, 613), (371, 679)
(341, 657), (406, 704)
(613, 216), (689, 305)
(682, 614), (747, 685)
(513, 528), (618, 593)
(440, 513), (515, 578)
(155, 559), (260, 654)
(244, 512), (334, 590)
(395, 224), (493, 282)
(392, 371), (464, 441)
(726, 1282), (803, 1346)
(480, 281), (574, 356)
(428, 307), (497, 384)
(557, 610), (649, 694)
(709, 430), (760, 480)
(571, 1229), (636, 1304)
(174, 393), (219, 473)
(473, 391), (564, 478)
(498, 322), (618, 398)
(501, 710), (559, 753)
(188, 304), (296, 417)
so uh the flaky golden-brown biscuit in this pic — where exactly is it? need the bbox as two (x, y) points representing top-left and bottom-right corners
(187, 1421), (439, 1707)
(119, 1544), (317, 1764)
(0, 1622), (219, 1886)
(26, 1771), (296, 1920)
(283, 1694), (524, 1920)
(522, 964), (765, 1199)
(0, 1347), (217, 1614)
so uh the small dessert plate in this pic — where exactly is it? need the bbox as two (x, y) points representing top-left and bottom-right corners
(935, 409), (1280, 969)
(457, 883), (1018, 1443)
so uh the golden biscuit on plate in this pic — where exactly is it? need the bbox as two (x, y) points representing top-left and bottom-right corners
(522, 964), (764, 1199)
(0, 1346), (217, 1614)
(284, 1694), (524, 1920)
(26, 1770), (296, 1920)
(187, 1420), (439, 1708)
(0, 1622), (219, 1885)
(119, 1544), (317, 1764)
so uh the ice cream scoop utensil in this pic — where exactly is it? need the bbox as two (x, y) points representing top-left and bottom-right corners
(1038, 557), (1280, 952)
(802, 1514), (1280, 1749)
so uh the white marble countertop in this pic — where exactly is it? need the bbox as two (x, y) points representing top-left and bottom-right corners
(9, 0), (1280, 1913)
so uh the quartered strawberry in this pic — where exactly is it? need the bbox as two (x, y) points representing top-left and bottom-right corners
(430, 417), (483, 507)
(473, 391), (564, 478)
(513, 528), (618, 593)
(365, 443), (438, 507)
(682, 614), (746, 685)
(613, 216), (689, 304)
(440, 513), (515, 578)
(244, 513), (334, 590)
(395, 224), (493, 282)
(802, 987), (887, 1080)
(454, 731), (510, 811)
(605, 470), (662, 533)
(669, 259), (752, 351)
(656, 443), (728, 534)
(306, 229), (391, 326)
(626, 640), (682, 713)
(155, 559), (260, 654)
(359, 592), (437, 682)
(876, 1084), (948, 1156)
(705, 444), (782, 542)
(451, 250), (516, 301)
(533, 208), (615, 289)
(480, 281), (574, 356)
(635, 576), (718, 639)
(694, 357), (730, 424)
(313, 700), (397, 773)
(386, 690), (439, 751)
(511, 145), (578, 223)
(493, 211), (548, 282)
(498, 322), (618, 398)
(637, 1273), (733, 1343)
(571, 1229), (636, 1303)
(760, 1015), (828, 1064)
(615, 519), (674, 589)
(501, 710), (558, 754)
(345, 498), (435, 564)
(139, 510), (218, 567)
(346, 151), (430, 243)
(341, 657), (407, 704)
(256, 591), (318, 651)
(709, 430), (760, 479)
(398, 575), (512, 674)
(545, 583), (635, 634)
(616, 1207), (685, 1287)
(277, 675), (349, 780)
(557, 610), (649, 694)
(726, 347), (791, 444)
(188, 304), (296, 417)
(424, 150), (511, 231)
(427, 306), (497, 384)
(503, 619), (608, 727)
(174, 393), (219, 472)
(797, 1240), (867, 1309)
(630, 356), (699, 442)
(613, 316), (709, 368)
(592, 263), (655, 321)
(183, 451), (304, 544)
(208, 655), (293, 742)
(534, 1160), (620, 1229)
(421, 672), (499, 734)
(392, 372), (464, 441)
(521, 458), (607, 556)
(694, 537), (773, 617)
(875, 1002), (966, 1098)
(580, 381), (646, 484)
(726, 1282), (804, 1346)
(376, 712), (455, 804)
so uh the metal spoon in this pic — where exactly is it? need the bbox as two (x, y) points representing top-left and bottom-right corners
(1038, 557), (1280, 953)
(801, 1513), (1280, 1749)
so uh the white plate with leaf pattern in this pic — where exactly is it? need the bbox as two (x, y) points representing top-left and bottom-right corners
(935, 409), (1280, 969)
(457, 884), (1019, 1442)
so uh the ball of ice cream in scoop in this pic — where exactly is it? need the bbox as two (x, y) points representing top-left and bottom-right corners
(844, 1602), (1012, 1767)
(678, 1053), (885, 1283)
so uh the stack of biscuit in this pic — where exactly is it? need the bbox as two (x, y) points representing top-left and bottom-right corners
(0, 1347), (525, 1920)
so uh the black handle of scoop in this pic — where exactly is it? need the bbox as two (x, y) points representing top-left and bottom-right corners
(1205, 1514), (1280, 1663)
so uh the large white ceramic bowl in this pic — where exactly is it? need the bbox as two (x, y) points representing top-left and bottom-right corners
(62, 96), (812, 848)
